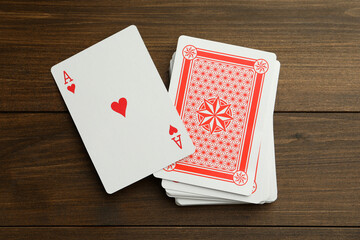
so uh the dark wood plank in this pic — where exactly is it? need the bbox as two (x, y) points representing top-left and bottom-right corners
(0, 0), (359, 111)
(0, 227), (359, 240)
(0, 113), (359, 226)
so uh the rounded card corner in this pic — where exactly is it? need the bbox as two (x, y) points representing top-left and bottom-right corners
(50, 65), (57, 75)
(128, 25), (138, 31)
(104, 187), (116, 195)
(178, 35), (188, 42)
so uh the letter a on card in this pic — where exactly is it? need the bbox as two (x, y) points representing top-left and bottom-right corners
(172, 135), (183, 149)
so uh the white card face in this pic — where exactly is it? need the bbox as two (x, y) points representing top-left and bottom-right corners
(51, 25), (195, 194)
(155, 36), (280, 195)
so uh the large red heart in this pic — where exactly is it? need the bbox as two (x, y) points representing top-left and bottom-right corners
(169, 125), (178, 135)
(67, 84), (75, 93)
(111, 98), (127, 117)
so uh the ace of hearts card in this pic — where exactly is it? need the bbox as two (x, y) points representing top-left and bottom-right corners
(51, 26), (195, 194)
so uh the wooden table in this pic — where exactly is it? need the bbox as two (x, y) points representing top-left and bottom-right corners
(1, 0), (359, 239)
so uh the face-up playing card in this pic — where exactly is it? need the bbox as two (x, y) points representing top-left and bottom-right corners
(51, 25), (195, 194)
(154, 36), (279, 195)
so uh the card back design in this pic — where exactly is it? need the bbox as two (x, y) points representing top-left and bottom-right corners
(164, 45), (268, 186)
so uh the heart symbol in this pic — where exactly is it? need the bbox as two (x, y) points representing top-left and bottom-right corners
(67, 84), (75, 93)
(111, 98), (127, 117)
(169, 125), (178, 135)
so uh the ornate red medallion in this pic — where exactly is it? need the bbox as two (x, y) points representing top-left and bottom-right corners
(196, 96), (233, 134)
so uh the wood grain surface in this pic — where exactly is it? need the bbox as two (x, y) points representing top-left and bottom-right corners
(0, 0), (359, 111)
(1, 113), (359, 227)
(0, 227), (359, 240)
(1, 0), (359, 239)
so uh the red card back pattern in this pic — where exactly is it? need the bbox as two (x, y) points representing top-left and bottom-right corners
(164, 45), (268, 187)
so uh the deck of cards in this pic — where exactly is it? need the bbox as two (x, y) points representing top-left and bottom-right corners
(51, 25), (280, 205)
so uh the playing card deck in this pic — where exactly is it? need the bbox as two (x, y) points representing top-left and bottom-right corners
(154, 36), (280, 205)
(51, 25), (280, 205)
